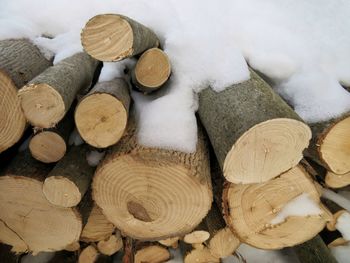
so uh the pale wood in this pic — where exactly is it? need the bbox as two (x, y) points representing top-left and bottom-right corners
(18, 52), (98, 128)
(327, 210), (347, 231)
(92, 114), (212, 240)
(0, 39), (51, 152)
(134, 245), (170, 263)
(65, 241), (80, 252)
(198, 69), (311, 184)
(184, 248), (220, 263)
(29, 106), (75, 163)
(183, 220), (210, 245)
(80, 203), (115, 243)
(43, 145), (95, 207)
(307, 114), (350, 174)
(158, 237), (180, 249)
(326, 171), (350, 189)
(328, 238), (349, 248)
(0, 151), (82, 254)
(75, 78), (130, 148)
(132, 48), (171, 92)
(97, 233), (123, 256)
(223, 165), (328, 249)
(81, 14), (159, 61)
(79, 245), (99, 263)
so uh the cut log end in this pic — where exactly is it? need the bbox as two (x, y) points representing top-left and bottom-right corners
(0, 70), (26, 153)
(43, 176), (82, 208)
(223, 165), (327, 249)
(0, 176), (82, 253)
(184, 248), (220, 263)
(94, 158), (211, 240)
(134, 245), (170, 263)
(133, 48), (171, 92)
(326, 171), (350, 189)
(223, 118), (311, 184)
(319, 116), (350, 174)
(97, 234), (123, 256)
(18, 83), (65, 128)
(81, 14), (133, 61)
(79, 245), (99, 263)
(209, 227), (240, 259)
(29, 131), (67, 163)
(75, 93), (128, 148)
(183, 230), (210, 245)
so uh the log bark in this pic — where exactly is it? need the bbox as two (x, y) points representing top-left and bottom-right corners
(131, 48), (171, 93)
(0, 151), (82, 254)
(183, 220), (210, 246)
(75, 78), (130, 148)
(18, 52), (98, 128)
(223, 165), (328, 250)
(92, 113), (212, 240)
(81, 14), (159, 61)
(294, 235), (338, 263)
(306, 113), (350, 175)
(42, 144), (95, 207)
(198, 69), (311, 184)
(29, 104), (75, 163)
(0, 39), (52, 152)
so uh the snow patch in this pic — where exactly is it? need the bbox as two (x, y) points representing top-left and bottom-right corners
(86, 150), (105, 167)
(330, 245), (350, 263)
(322, 189), (350, 212)
(68, 129), (84, 146)
(271, 193), (322, 225)
(99, 59), (136, 82)
(336, 212), (350, 241)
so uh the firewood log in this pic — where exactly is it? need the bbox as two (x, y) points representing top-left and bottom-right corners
(158, 237), (180, 249)
(42, 144), (95, 207)
(18, 52), (98, 128)
(81, 14), (159, 62)
(0, 151), (82, 254)
(198, 69), (311, 184)
(75, 78), (130, 148)
(0, 39), (51, 152)
(326, 171), (350, 189)
(306, 114), (350, 175)
(223, 165), (328, 250)
(131, 48), (171, 93)
(134, 242), (170, 263)
(92, 113), (212, 240)
(97, 232), (123, 256)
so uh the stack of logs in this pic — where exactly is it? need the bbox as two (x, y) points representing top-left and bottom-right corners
(0, 13), (349, 263)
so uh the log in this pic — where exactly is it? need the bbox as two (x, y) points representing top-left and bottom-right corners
(18, 52), (98, 128)
(75, 78), (130, 148)
(81, 14), (159, 62)
(122, 237), (134, 263)
(182, 245), (219, 263)
(294, 235), (338, 263)
(131, 48), (171, 93)
(97, 232), (123, 256)
(158, 237), (180, 249)
(64, 241), (80, 252)
(79, 245), (99, 263)
(80, 203), (115, 243)
(0, 39), (52, 152)
(198, 69), (311, 184)
(134, 243), (170, 263)
(92, 114), (212, 240)
(0, 151), (82, 254)
(223, 165), (328, 249)
(42, 145), (95, 207)
(29, 104), (75, 163)
(306, 114), (350, 175)
(326, 171), (350, 189)
(183, 220), (210, 246)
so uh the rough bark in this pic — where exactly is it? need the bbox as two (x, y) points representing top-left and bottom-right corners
(0, 39), (52, 152)
(81, 14), (159, 61)
(198, 69), (311, 184)
(18, 52), (98, 128)
(42, 144), (95, 207)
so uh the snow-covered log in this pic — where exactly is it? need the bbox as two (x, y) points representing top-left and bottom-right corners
(198, 69), (311, 184)
(0, 39), (52, 153)
(18, 52), (98, 128)
(92, 114), (212, 240)
(131, 48), (171, 93)
(75, 78), (130, 148)
(81, 14), (159, 62)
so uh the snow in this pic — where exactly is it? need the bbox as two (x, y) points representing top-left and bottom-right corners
(68, 129), (84, 146)
(322, 188), (350, 212)
(21, 252), (55, 263)
(336, 212), (350, 241)
(270, 193), (322, 225)
(86, 150), (105, 167)
(1, 0), (350, 152)
(330, 245), (350, 263)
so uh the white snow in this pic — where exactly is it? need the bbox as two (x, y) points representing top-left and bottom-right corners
(322, 188), (350, 212)
(271, 193), (322, 225)
(86, 150), (105, 167)
(21, 252), (55, 263)
(330, 245), (350, 263)
(68, 128), (84, 146)
(1, 0), (350, 152)
(336, 212), (350, 241)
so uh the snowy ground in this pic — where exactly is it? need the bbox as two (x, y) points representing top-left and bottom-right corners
(2, 0), (350, 153)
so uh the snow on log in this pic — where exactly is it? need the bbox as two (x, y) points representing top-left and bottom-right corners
(223, 165), (328, 249)
(29, 106), (75, 163)
(131, 48), (171, 93)
(306, 114), (350, 175)
(42, 145), (95, 207)
(75, 78), (130, 148)
(0, 151), (82, 254)
(92, 114), (212, 240)
(81, 14), (159, 62)
(198, 69), (311, 184)
(0, 39), (52, 153)
(18, 52), (98, 128)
